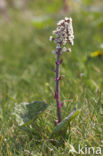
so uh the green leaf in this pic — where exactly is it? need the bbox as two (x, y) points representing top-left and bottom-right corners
(51, 109), (80, 137)
(12, 101), (48, 126)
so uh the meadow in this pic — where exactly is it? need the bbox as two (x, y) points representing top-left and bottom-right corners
(0, 1), (103, 155)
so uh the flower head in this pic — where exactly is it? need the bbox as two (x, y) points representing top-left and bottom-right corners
(50, 17), (74, 52)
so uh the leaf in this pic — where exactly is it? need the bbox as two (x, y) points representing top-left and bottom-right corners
(51, 109), (80, 137)
(12, 101), (48, 126)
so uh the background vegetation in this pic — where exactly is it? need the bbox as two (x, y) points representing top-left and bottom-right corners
(0, 0), (103, 155)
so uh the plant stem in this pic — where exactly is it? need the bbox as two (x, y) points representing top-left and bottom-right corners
(55, 48), (62, 122)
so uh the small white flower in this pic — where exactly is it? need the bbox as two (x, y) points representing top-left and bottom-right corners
(63, 40), (67, 45)
(65, 17), (69, 21)
(49, 36), (53, 41)
(55, 38), (62, 44)
(70, 35), (74, 39)
(70, 17), (72, 22)
(62, 47), (67, 52)
(67, 48), (71, 52)
(56, 44), (61, 49)
(52, 31), (57, 35)
(57, 20), (64, 26)
(70, 41), (73, 46)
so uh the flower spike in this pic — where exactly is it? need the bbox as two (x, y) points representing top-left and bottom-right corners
(50, 17), (74, 123)
(50, 17), (74, 50)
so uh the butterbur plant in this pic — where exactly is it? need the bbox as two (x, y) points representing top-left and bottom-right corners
(50, 17), (74, 124)
(49, 17), (79, 138)
(13, 17), (79, 139)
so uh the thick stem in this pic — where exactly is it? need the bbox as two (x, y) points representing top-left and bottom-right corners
(55, 48), (62, 122)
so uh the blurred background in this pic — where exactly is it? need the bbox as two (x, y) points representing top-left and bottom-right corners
(0, 0), (103, 20)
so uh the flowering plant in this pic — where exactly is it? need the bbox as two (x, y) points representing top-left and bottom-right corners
(50, 17), (76, 125)
(13, 17), (79, 139)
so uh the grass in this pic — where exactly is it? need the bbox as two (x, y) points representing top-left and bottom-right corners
(0, 4), (103, 156)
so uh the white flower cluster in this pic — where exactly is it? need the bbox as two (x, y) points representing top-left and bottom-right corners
(50, 17), (74, 53)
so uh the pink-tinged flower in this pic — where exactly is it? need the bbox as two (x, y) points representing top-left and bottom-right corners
(58, 102), (64, 108)
(55, 120), (59, 125)
(50, 17), (74, 53)
(54, 91), (59, 100)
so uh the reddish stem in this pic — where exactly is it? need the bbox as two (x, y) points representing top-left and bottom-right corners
(55, 48), (62, 123)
